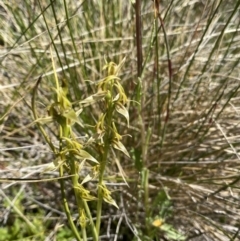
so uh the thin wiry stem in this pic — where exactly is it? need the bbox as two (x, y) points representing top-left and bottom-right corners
(135, 0), (143, 77)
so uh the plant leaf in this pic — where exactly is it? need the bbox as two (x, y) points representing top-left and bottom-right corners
(115, 102), (129, 127)
(81, 174), (93, 185)
(77, 149), (99, 163)
(62, 109), (83, 127)
(80, 91), (107, 106)
(112, 140), (130, 157)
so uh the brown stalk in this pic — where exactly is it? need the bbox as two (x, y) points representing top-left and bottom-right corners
(135, 0), (143, 77)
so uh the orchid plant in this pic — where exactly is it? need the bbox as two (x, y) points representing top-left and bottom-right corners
(31, 51), (129, 241)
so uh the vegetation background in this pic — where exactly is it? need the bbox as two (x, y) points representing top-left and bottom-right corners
(0, 0), (240, 240)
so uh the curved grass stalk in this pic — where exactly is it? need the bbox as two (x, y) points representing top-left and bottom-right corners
(31, 76), (56, 153)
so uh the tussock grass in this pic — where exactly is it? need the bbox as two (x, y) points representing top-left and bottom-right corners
(1, 0), (240, 240)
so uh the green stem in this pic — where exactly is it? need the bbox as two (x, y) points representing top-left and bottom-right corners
(96, 101), (113, 234)
(69, 158), (98, 241)
(82, 228), (87, 241)
(60, 117), (82, 240)
(96, 142), (110, 235)
(83, 200), (98, 241)
(59, 165), (82, 241)
(142, 168), (149, 233)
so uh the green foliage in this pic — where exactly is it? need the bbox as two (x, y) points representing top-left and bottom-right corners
(0, 212), (45, 241)
(150, 191), (186, 240)
(56, 226), (74, 240)
(0, 217), (73, 241)
(31, 53), (129, 240)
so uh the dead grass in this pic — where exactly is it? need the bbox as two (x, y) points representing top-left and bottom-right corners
(1, 0), (240, 240)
